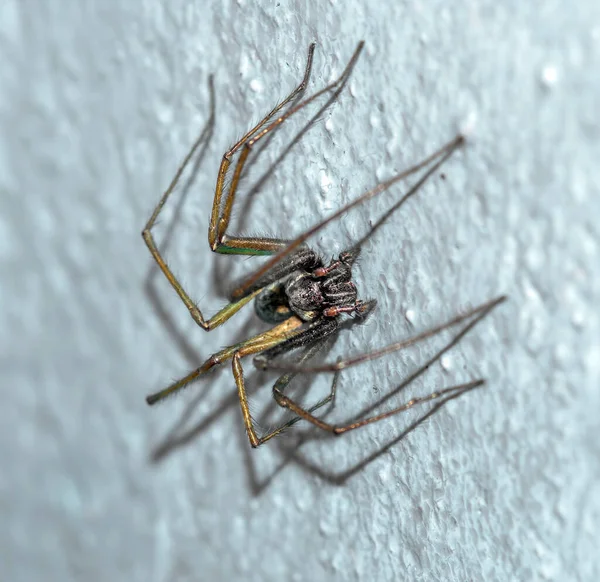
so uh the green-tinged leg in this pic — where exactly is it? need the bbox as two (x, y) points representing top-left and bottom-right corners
(209, 44), (316, 251)
(143, 50), (314, 331)
(209, 43), (364, 254)
(213, 236), (289, 256)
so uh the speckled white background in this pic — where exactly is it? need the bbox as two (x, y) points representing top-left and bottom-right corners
(1, 1), (599, 581)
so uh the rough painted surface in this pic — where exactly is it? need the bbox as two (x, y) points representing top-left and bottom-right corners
(2, 1), (599, 581)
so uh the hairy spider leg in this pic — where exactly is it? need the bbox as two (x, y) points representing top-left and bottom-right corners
(277, 379), (486, 435)
(252, 296), (506, 437)
(147, 313), (343, 443)
(257, 295), (506, 373)
(233, 296), (501, 446)
(146, 315), (343, 443)
(142, 43), (317, 331)
(146, 314), (306, 404)
(231, 133), (464, 301)
(210, 41), (365, 255)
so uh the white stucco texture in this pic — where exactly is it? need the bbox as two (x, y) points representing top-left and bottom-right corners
(1, 1), (599, 581)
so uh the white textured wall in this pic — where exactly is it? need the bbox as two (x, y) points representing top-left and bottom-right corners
(2, 1), (599, 581)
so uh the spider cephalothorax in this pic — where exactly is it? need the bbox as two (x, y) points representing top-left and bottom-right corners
(254, 246), (375, 324)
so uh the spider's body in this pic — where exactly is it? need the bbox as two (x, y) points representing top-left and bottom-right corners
(143, 41), (505, 448)
(254, 246), (372, 325)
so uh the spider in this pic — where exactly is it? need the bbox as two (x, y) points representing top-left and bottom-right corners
(143, 41), (505, 448)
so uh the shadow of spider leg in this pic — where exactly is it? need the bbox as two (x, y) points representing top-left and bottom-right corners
(255, 296), (506, 436)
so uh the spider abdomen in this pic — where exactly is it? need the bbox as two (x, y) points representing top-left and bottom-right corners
(254, 282), (293, 324)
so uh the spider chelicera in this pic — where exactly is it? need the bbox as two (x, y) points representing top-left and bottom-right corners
(143, 41), (505, 448)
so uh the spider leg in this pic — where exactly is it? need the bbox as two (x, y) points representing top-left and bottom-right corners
(210, 41), (365, 255)
(254, 295), (506, 373)
(145, 316), (304, 405)
(142, 45), (316, 331)
(252, 298), (502, 438)
(256, 367), (342, 446)
(232, 319), (341, 447)
(226, 44), (316, 163)
(232, 133), (464, 300)
(246, 338), (343, 447)
(273, 379), (486, 435)
(142, 76), (221, 330)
